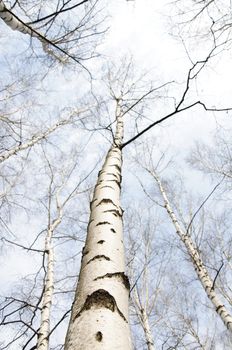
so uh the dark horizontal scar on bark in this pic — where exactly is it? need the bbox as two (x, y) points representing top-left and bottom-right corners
(96, 198), (117, 207)
(94, 272), (130, 290)
(96, 221), (111, 226)
(105, 179), (121, 188)
(216, 305), (224, 312)
(74, 289), (128, 322)
(109, 164), (121, 172)
(86, 255), (110, 265)
(97, 240), (105, 244)
(110, 228), (116, 233)
(98, 170), (120, 177)
(103, 209), (123, 217)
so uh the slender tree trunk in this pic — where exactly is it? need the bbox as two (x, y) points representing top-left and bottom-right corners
(133, 289), (155, 350)
(64, 101), (132, 350)
(0, 118), (74, 163)
(37, 208), (62, 350)
(140, 308), (155, 350)
(153, 171), (232, 332)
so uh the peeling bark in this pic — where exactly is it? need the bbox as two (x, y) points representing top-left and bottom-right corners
(64, 101), (132, 349)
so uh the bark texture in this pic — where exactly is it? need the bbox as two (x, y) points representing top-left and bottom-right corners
(154, 172), (232, 332)
(0, 1), (33, 35)
(64, 103), (132, 349)
(0, 1), (61, 60)
(37, 209), (62, 350)
(140, 308), (155, 350)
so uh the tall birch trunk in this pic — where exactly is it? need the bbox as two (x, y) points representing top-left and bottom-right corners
(153, 171), (232, 332)
(37, 207), (62, 350)
(64, 101), (132, 350)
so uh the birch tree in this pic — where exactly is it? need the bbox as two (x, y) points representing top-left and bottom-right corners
(0, 0), (105, 66)
(65, 98), (132, 349)
(0, 108), (88, 164)
(64, 62), (158, 350)
(135, 149), (232, 331)
(2, 1), (232, 349)
(0, 141), (97, 349)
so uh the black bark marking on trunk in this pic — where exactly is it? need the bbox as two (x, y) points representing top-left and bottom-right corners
(74, 289), (128, 322)
(82, 249), (89, 257)
(86, 255), (110, 265)
(97, 240), (105, 244)
(87, 219), (94, 231)
(81, 246), (89, 261)
(109, 164), (121, 172)
(96, 198), (117, 207)
(94, 272), (130, 290)
(96, 221), (111, 226)
(90, 199), (97, 209)
(95, 331), (103, 342)
(216, 305), (224, 313)
(105, 179), (121, 189)
(103, 209), (122, 217)
(110, 228), (116, 233)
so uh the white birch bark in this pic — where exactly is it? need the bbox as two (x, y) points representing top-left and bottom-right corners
(153, 171), (232, 332)
(0, 1), (33, 35)
(0, 118), (74, 163)
(37, 205), (62, 350)
(0, 1), (62, 61)
(64, 101), (132, 350)
(140, 308), (155, 350)
(133, 289), (155, 350)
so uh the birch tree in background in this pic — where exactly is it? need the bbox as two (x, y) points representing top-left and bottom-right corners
(0, 108), (88, 164)
(127, 210), (163, 350)
(138, 153), (232, 332)
(0, 141), (98, 349)
(0, 0), (105, 65)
